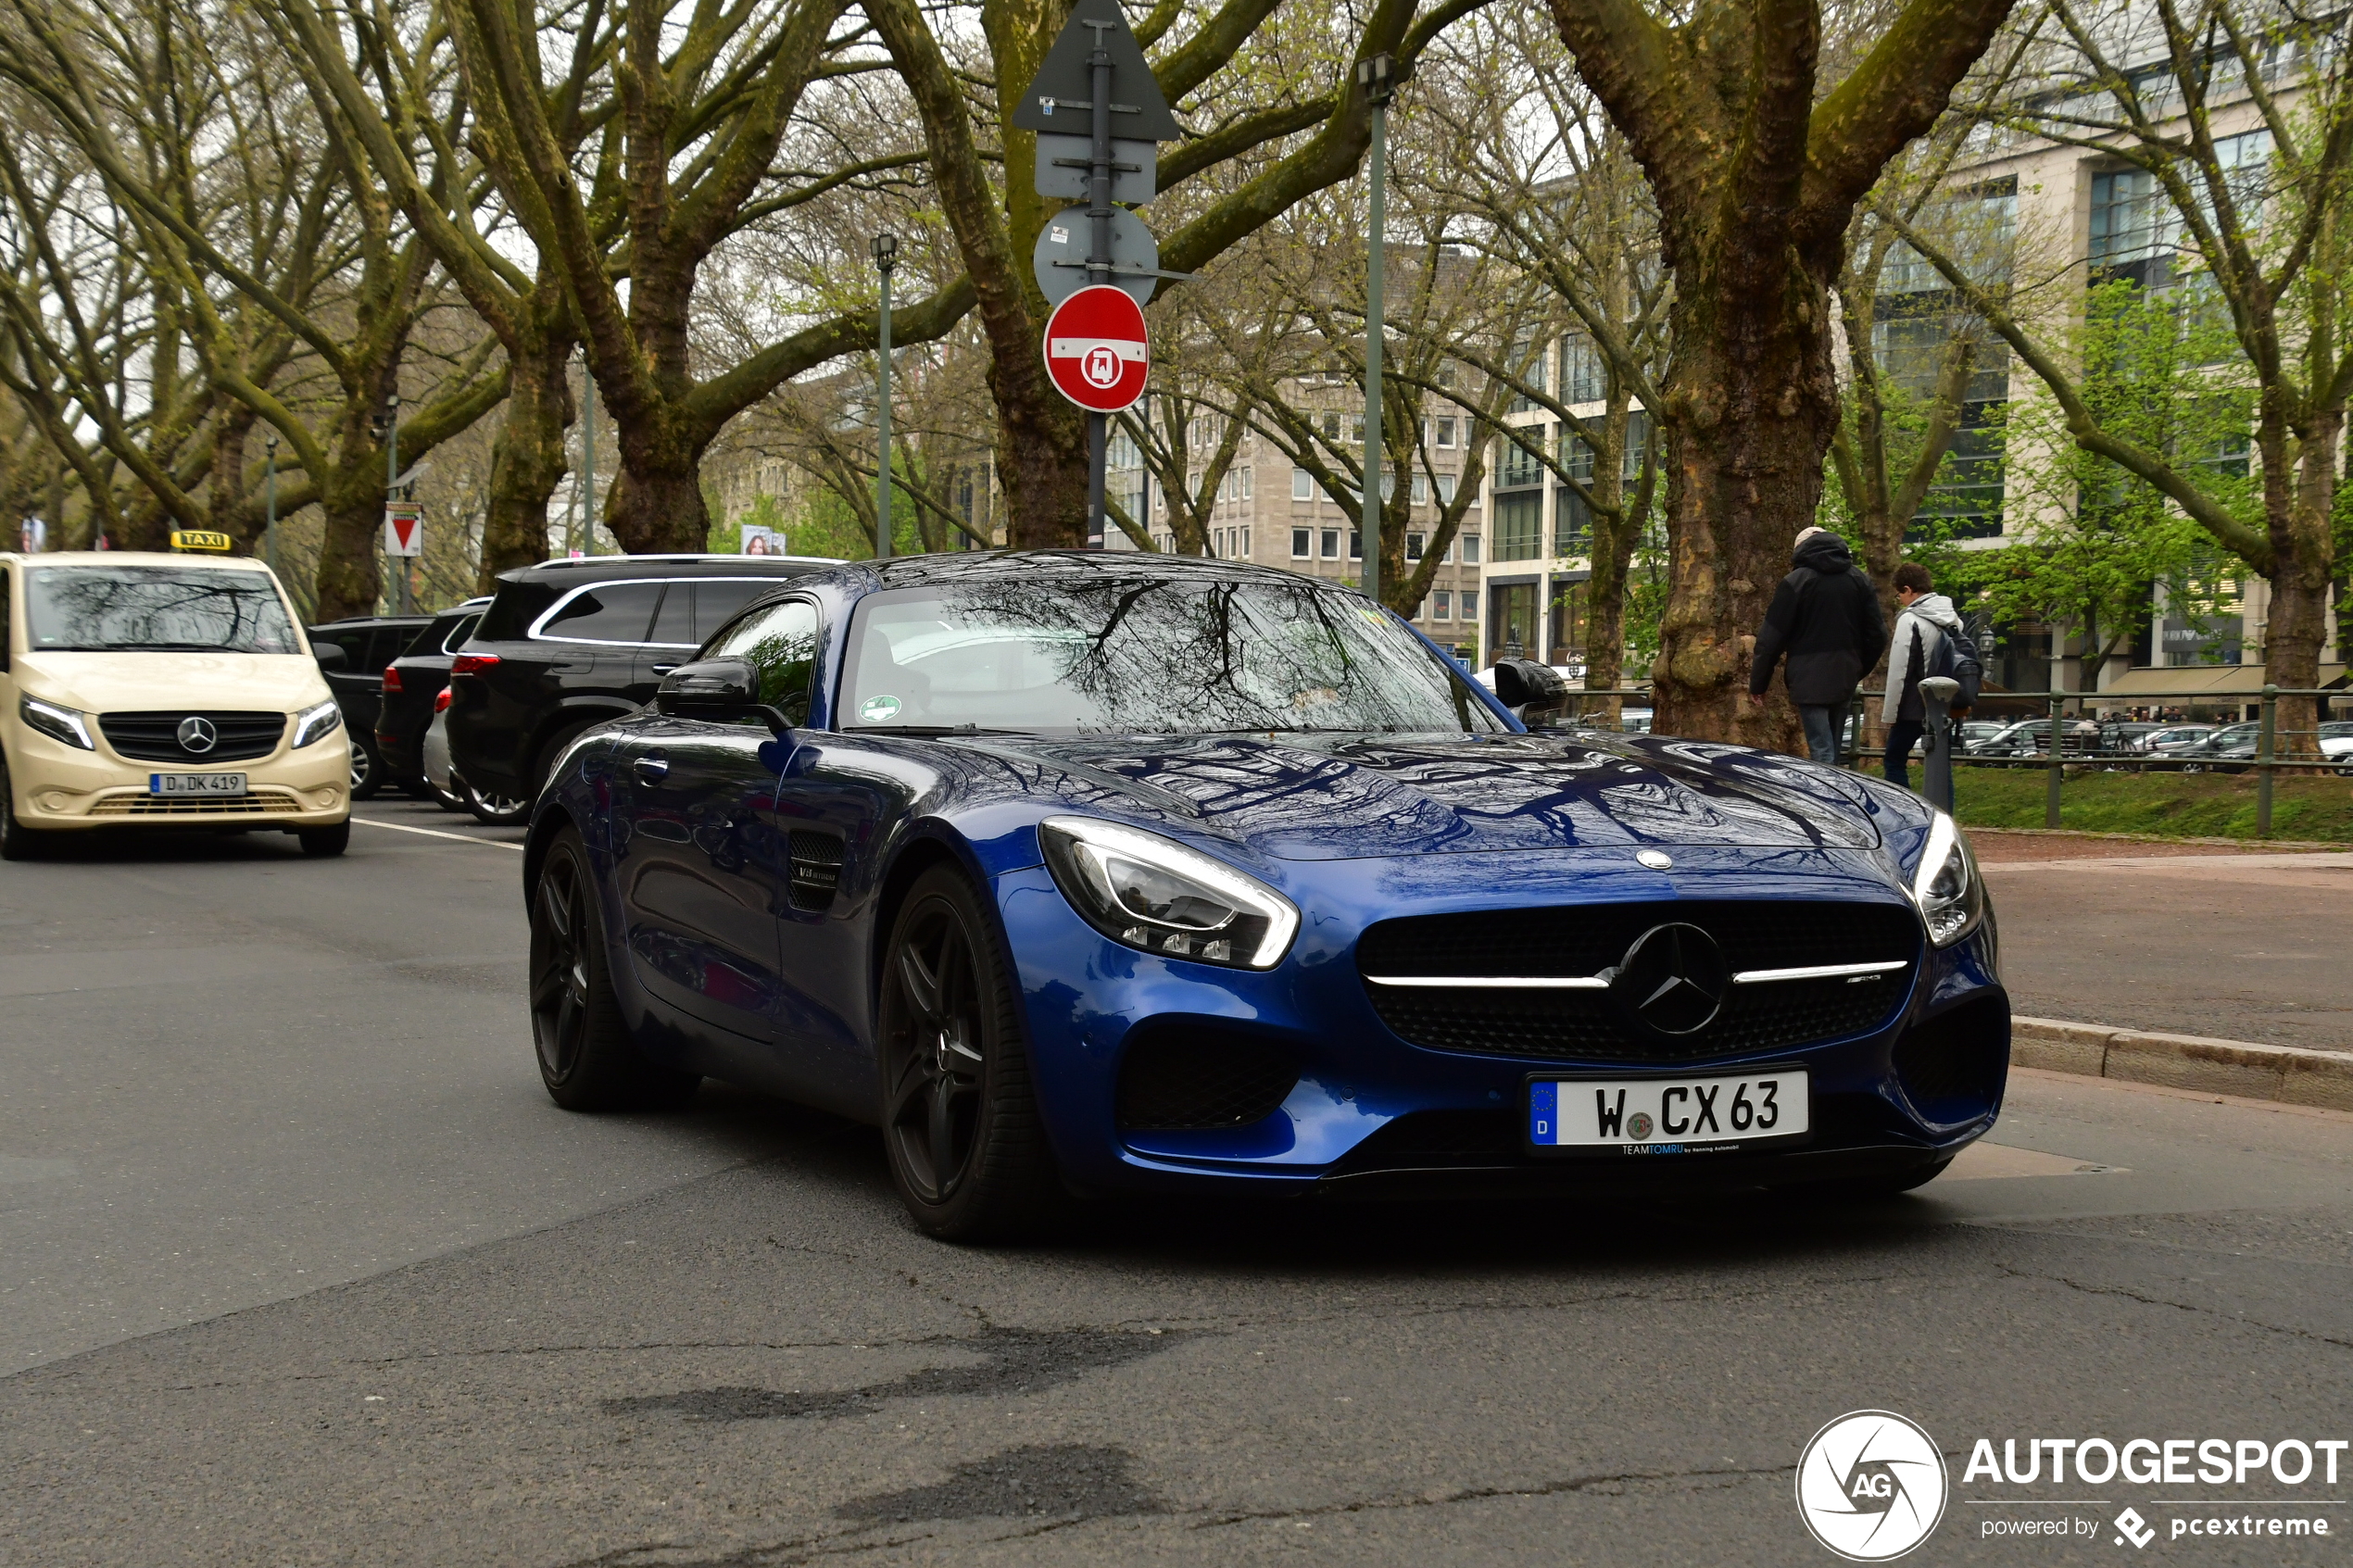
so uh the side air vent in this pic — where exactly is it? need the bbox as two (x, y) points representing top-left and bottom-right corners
(786, 831), (844, 910)
(1116, 1025), (1299, 1131)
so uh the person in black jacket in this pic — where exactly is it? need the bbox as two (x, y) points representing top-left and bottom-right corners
(1746, 527), (1887, 765)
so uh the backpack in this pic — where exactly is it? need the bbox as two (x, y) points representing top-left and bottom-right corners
(1922, 621), (1982, 710)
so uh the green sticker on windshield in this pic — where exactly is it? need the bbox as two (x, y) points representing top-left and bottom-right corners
(859, 695), (901, 723)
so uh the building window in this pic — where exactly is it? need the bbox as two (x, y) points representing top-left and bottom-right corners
(1406, 532), (1425, 561)
(1461, 534), (1480, 564)
(1507, 339), (1549, 413)
(1435, 417), (1456, 448)
(1436, 472), (1456, 504)
(1561, 335), (1604, 404)
(1291, 467), (1312, 501)
(1349, 530), (1363, 559)
(1411, 471), (1429, 506)
(1320, 528), (1340, 558)
(1561, 431), (1594, 482)
(1291, 528), (1311, 558)
(1239, 527), (1249, 556)
(1322, 413), (1341, 442)
(1239, 467), (1252, 499)
(1433, 590), (1453, 620)
(1556, 488), (1592, 556)
(1496, 491), (1542, 561)
(1459, 589), (1478, 622)
(1500, 430), (1546, 490)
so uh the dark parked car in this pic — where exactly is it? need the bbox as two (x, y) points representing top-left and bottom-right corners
(307, 614), (432, 798)
(446, 554), (837, 824)
(374, 596), (492, 788)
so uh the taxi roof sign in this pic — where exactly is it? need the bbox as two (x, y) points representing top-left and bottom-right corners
(170, 530), (234, 553)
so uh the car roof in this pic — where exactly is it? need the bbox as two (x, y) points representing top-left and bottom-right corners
(787, 549), (1390, 599)
(308, 614), (434, 629)
(500, 554), (841, 586)
(1, 549), (274, 571)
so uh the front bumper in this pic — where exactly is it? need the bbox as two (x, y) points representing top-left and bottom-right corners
(993, 853), (2007, 1198)
(6, 721), (350, 830)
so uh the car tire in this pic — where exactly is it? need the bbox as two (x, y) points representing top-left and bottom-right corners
(428, 771), (469, 813)
(529, 827), (701, 1111)
(297, 822), (350, 858)
(466, 779), (532, 826)
(348, 734), (384, 801)
(0, 752), (57, 862)
(875, 863), (1063, 1242)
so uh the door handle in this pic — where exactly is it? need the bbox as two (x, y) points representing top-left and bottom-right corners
(633, 753), (670, 784)
(651, 663), (680, 676)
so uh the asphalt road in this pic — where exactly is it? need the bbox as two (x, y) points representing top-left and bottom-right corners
(3, 804), (2350, 1566)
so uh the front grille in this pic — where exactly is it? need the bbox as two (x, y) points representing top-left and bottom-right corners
(1116, 1026), (1299, 1130)
(99, 711), (286, 763)
(88, 790), (305, 817)
(1358, 899), (1919, 1063)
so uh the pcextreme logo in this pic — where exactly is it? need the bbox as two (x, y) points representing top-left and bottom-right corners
(1796, 1410), (1951, 1562)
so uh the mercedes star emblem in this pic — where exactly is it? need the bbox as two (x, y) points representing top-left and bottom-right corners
(1604, 922), (1728, 1036)
(177, 716), (220, 755)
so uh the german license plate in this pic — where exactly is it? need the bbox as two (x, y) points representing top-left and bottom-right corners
(1528, 1071), (1809, 1155)
(149, 772), (247, 797)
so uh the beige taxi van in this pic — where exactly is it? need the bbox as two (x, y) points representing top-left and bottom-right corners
(0, 551), (351, 859)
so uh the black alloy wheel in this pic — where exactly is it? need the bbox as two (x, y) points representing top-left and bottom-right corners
(528, 826), (699, 1110)
(875, 864), (1061, 1240)
(428, 769), (468, 813)
(347, 735), (384, 801)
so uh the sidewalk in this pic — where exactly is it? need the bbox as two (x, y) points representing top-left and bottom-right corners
(1974, 831), (2353, 1056)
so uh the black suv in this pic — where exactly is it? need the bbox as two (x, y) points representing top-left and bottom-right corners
(374, 596), (492, 788)
(446, 555), (836, 822)
(308, 614), (433, 798)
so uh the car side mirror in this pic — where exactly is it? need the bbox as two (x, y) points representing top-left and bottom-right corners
(1491, 658), (1567, 711)
(312, 644), (348, 671)
(656, 658), (792, 734)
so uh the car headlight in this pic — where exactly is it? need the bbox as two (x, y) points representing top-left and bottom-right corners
(19, 695), (94, 749)
(1040, 816), (1300, 970)
(291, 699), (344, 750)
(1909, 809), (1984, 947)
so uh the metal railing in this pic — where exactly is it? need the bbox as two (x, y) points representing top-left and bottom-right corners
(1513, 682), (2347, 840)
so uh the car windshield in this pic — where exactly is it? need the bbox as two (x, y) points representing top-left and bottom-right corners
(25, 564), (299, 654)
(840, 573), (1503, 735)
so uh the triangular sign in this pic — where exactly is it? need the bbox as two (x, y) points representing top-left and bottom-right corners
(1009, 0), (1180, 142)
(393, 515), (419, 550)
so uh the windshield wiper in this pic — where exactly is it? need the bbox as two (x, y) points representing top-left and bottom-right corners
(856, 723), (1037, 736)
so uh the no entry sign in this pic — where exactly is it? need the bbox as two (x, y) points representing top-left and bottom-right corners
(1043, 285), (1149, 413)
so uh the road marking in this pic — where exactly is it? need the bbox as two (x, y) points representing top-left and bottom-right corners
(351, 816), (525, 852)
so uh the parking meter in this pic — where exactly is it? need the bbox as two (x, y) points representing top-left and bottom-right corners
(1919, 676), (1961, 811)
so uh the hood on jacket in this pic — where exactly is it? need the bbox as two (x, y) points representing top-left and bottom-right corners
(1791, 531), (1856, 574)
(1905, 592), (1964, 633)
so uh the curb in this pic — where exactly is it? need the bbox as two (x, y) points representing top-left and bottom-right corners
(2013, 1016), (2353, 1111)
(1968, 827), (2352, 852)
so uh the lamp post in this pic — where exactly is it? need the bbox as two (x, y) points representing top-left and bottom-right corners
(263, 431), (280, 579)
(1355, 52), (1394, 606)
(872, 232), (897, 561)
(580, 369), (597, 557)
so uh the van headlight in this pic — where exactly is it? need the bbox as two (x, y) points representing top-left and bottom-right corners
(1040, 816), (1299, 969)
(291, 699), (344, 750)
(19, 695), (94, 749)
(1909, 810), (1984, 947)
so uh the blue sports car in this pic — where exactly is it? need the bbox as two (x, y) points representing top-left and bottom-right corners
(524, 552), (2006, 1238)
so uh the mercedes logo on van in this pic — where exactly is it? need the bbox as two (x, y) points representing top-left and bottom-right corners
(177, 716), (219, 755)
(1604, 922), (1727, 1036)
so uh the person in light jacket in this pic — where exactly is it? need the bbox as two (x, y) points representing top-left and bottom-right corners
(1747, 527), (1886, 765)
(1881, 561), (1968, 790)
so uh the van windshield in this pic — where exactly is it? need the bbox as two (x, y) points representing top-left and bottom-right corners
(26, 565), (300, 654)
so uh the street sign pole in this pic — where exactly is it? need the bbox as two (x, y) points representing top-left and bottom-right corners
(1085, 19), (1114, 548)
(873, 233), (897, 560)
(1357, 54), (1393, 604)
(581, 371), (597, 558)
(384, 396), (406, 615)
(264, 432), (280, 579)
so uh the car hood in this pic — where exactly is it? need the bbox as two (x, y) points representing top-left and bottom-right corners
(13, 650), (331, 714)
(966, 730), (1885, 860)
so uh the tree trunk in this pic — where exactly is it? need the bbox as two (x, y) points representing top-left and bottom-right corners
(479, 329), (577, 589)
(1652, 272), (1842, 752)
(998, 388), (1091, 549)
(315, 464), (385, 623)
(2265, 411), (2343, 752)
